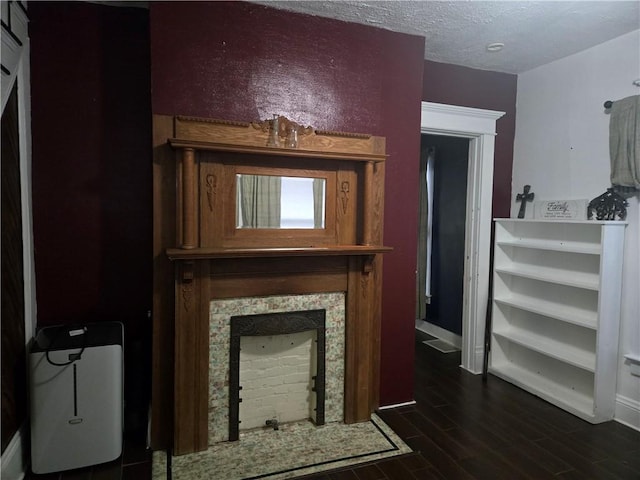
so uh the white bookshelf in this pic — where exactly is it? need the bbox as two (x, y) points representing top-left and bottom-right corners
(489, 219), (626, 423)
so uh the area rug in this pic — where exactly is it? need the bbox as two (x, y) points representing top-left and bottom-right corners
(422, 338), (460, 353)
(152, 413), (412, 480)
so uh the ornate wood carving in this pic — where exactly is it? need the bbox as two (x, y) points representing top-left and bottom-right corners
(173, 115), (385, 158)
(340, 181), (350, 214)
(180, 262), (194, 312)
(205, 174), (216, 212)
(176, 116), (250, 128)
(181, 284), (192, 312)
(251, 115), (314, 141)
(315, 129), (371, 139)
(361, 274), (369, 299)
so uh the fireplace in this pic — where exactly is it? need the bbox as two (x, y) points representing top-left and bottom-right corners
(229, 308), (326, 440)
(237, 330), (317, 432)
(152, 115), (390, 454)
(209, 293), (345, 444)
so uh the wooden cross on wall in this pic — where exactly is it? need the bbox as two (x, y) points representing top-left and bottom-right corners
(516, 185), (534, 218)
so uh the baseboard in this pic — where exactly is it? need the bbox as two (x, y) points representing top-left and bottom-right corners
(1, 422), (28, 480)
(465, 345), (485, 376)
(614, 394), (640, 432)
(415, 319), (462, 349)
(377, 401), (417, 410)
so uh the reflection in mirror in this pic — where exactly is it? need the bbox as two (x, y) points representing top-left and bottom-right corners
(236, 175), (326, 229)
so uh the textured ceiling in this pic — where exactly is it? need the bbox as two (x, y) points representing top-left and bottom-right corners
(251, 1), (640, 74)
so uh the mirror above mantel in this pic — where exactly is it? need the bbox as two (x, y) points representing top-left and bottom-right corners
(167, 114), (389, 255)
(235, 174), (326, 230)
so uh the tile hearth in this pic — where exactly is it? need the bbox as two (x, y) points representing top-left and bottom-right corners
(152, 414), (412, 480)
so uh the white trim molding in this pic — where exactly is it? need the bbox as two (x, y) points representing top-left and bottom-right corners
(377, 401), (417, 410)
(1, 1), (29, 113)
(415, 319), (462, 349)
(1, 5), (34, 479)
(17, 38), (36, 342)
(420, 102), (505, 374)
(615, 394), (640, 432)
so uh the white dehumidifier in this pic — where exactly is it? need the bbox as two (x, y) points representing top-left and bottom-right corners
(29, 322), (123, 473)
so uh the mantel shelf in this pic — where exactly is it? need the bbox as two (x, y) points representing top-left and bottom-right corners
(167, 245), (393, 260)
(168, 138), (386, 163)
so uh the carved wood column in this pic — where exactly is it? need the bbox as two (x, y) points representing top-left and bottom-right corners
(174, 260), (210, 454)
(181, 148), (197, 249)
(362, 161), (374, 245)
(344, 256), (377, 423)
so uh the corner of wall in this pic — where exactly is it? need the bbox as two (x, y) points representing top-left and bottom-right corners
(615, 394), (640, 432)
(1, 423), (28, 480)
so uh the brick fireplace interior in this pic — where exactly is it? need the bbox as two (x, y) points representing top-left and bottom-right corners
(224, 299), (335, 442)
(238, 329), (319, 432)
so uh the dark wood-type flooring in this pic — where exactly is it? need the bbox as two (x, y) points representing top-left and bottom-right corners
(26, 331), (640, 479)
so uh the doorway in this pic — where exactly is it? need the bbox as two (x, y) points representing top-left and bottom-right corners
(417, 102), (504, 374)
(1, 84), (27, 454)
(1, 21), (36, 475)
(417, 135), (470, 348)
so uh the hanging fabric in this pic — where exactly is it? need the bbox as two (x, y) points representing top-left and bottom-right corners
(312, 178), (324, 229)
(238, 175), (282, 228)
(609, 94), (640, 194)
(416, 146), (435, 321)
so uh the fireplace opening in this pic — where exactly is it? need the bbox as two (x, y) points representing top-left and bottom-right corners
(238, 330), (318, 431)
(229, 309), (326, 441)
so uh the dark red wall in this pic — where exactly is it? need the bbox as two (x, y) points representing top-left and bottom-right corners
(30, 2), (151, 329)
(28, 2), (516, 412)
(423, 60), (517, 217)
(29, 2), (152, 429)
(150, 1), (424, 406)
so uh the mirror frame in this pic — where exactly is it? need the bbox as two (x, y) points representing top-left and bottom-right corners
(235, 174), (327, 230)
(222, 164), (338, 247)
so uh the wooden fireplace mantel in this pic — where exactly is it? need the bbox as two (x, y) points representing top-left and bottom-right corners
(152, 114), (390, 455)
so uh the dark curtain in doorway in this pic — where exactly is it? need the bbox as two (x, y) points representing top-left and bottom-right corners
(416, 143), (434, 321)
(419, 135), (469, 336)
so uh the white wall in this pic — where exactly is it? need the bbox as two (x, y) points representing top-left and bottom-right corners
(513, 30), (640, 429)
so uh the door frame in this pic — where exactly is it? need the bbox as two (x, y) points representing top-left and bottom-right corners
(420, 102), (504, 374)
(1, 5), (35, 478)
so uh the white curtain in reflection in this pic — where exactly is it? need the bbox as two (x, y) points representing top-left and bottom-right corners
(313, 178), (325, 229)
(416, 146), (435, 321)
(238, 175), (282, 228)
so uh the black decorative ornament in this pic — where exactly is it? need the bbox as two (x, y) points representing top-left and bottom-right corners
(516, 185), (535, 218)
(587, 188), (628, 221)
